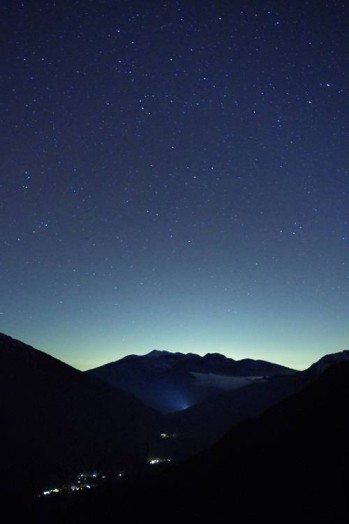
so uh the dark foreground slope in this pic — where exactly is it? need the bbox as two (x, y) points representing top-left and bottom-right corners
(0, 334), (160, 496)
(39, 360), (349, 523)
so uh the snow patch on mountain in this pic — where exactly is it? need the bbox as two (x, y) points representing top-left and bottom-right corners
(191, 372), (266, 390)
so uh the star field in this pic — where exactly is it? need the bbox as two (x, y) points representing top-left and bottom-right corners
(1, 1), (348, 369)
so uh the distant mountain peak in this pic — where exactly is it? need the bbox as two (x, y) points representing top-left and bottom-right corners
(308, 349), (349, 376)
(202, 352), (234, 363)
(88, 349), (296, 413)
(146, 349), (171, 358)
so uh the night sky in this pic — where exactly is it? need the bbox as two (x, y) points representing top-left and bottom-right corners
(1, 1), (348, 370)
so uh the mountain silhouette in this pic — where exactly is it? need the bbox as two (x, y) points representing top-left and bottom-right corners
(39, 359), (349, 523)
(160, 348), (349, 460)
(87, 349), (295, 413)
(3, 332), (348, 523)
(0, 333), (160, 496)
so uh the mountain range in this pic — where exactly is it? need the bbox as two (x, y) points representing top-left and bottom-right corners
(1, 330), (348, 514)
(37, 358), (349, 523)
(162, 348), (349, 459)
(87, 349), (296, 413)
(88, 347), (349, 461)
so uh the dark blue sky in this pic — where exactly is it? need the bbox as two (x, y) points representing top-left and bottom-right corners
(1, 0), (348, 369)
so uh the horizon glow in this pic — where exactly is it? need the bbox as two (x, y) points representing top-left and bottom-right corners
(1, 2), (348, 372)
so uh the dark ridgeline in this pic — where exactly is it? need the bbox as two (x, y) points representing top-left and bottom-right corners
(1, 332), (348, 522)
(163, 348), (349, 460)
(0, 333), (160, 497)
(87, 349), (296, 413)
(38, 360), (349, 523)
(87, 348), (349, 463)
